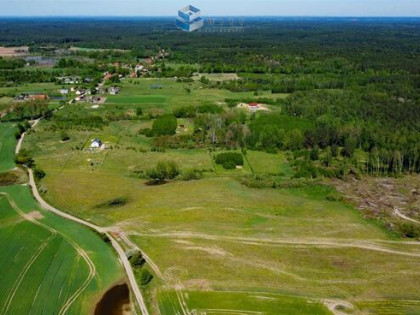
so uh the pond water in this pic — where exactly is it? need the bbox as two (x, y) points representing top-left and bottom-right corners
(94, 283), (131, 315)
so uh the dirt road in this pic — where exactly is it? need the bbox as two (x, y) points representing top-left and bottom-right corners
(16, 119), (149, 315)
(394, 207), (420, 225)
(26, 169), (150, 315)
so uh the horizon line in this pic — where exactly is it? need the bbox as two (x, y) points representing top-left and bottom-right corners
(0, 15), (419, 18)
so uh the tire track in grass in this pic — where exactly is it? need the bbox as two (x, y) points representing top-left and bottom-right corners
(1, 229), (56, 314)
(0, 192), (96, 315)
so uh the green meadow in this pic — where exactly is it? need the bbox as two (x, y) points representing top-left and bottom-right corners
(0, 124), (17, 172)
(21, 78), (420, 314)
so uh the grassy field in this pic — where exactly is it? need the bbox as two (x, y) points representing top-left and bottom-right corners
(21, 78), (420, 314)
(158, 290), (329, 315)
(0, 124), (17, 173)
(106, 78), (287, 113)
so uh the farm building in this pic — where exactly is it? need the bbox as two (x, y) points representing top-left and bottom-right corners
(248, 102), (259, 110)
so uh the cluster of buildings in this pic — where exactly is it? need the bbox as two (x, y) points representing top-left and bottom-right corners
(57, 76), (93, 85)
(15, 93), (49, 101)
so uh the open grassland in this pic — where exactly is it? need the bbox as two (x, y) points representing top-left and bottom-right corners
(0, 124), (17, 172)
(106, 78), (286, 113)
(158, 290), (329, 315)
(0, 185), (125, 314)
(0, 82), (60, 97)
(26, 139), (420, 314)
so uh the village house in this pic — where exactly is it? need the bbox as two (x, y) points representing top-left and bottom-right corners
(15, 93), (49, 101)
(90, 139), (103, 149)
(58, 76), (81, 85)
(95, 87), (106, 94)
(104, 72), (113, 80)
(29, 94), (49, 101)
(109, 87), (121, 95)
(59, 89), (69, 95)
(248, 102), (259, 111)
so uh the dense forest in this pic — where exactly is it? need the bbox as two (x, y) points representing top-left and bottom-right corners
(0, 18), (419, 178)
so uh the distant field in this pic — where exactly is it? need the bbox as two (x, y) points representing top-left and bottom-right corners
(0, 124), (17, 172)
(0, 82), (60, 97)
(0, 46), (28, 57)
(105, 78), (286, 113)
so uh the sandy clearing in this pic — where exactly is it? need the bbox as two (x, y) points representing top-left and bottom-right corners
(0, 46), (29, 57)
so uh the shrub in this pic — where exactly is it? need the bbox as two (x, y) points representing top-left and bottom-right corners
(140, 268), (153, 285)
(398, 223), (420, 239)
(214, 152), (244, 170)
(129, 251), (146, 267)
(147, 161), (179, 183)
(15, 149), (34, 167)
(34, 168), (46, 180)
(60, 131), (70, 141)
(223, 160), (236, 169)
(139, 128), (154, 137)
(152, 114), (177, 136)
(136, 107), (143, 116)
(181, 169), (203, 181)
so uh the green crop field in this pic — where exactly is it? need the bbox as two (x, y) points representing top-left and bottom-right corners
(0, 124), (17, 173)
(0, 186), (125, 314)
(0, 123), (125, 314)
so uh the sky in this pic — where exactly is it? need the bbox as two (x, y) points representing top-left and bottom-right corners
(0, 0), (419, 17)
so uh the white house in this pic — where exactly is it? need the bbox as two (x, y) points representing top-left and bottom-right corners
(90, 139), (103, 149)
(109, 87), (120, 95)
(59, 89), (69, 95)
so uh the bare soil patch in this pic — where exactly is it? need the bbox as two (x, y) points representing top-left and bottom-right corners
(331, 176), (420, 220)
(24, 211), (44, 220)
(0, 46), (29, 57)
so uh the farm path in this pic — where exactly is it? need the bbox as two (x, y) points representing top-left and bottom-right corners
(133, 231), (420, 258)
(26, 168), (150, 315)
(17, 117), (150, 314)
(15, 118), (40, 154)
(107, 227), (164, 280)
(394, 207), (420, 225)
